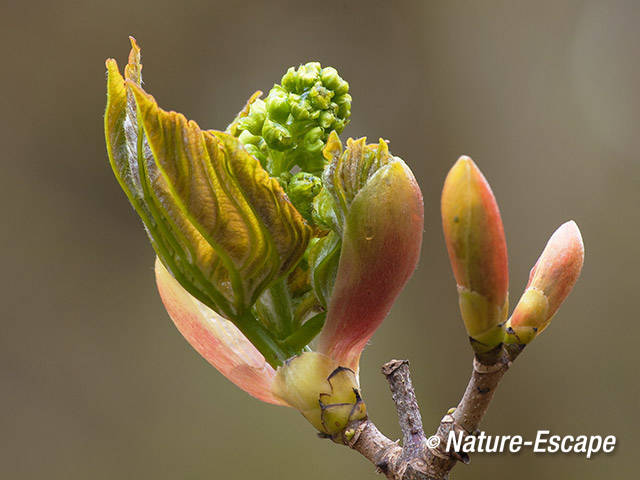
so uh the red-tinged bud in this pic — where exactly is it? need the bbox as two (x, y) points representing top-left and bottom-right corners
(441, 157), (509, 352)
(316, 137), (424, 371)
(505, 221), (584, 344)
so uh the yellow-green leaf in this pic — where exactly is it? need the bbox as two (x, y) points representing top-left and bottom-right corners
(128, 82), (311, 317)
(308, 231), (341, 308)
(105, 39), (311, 334)
(105, 40), (231, 319)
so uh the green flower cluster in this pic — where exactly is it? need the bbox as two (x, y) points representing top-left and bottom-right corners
(280, 172), (323, 223)
(223, 63), (353, 347)
(230, 62), (351, 179)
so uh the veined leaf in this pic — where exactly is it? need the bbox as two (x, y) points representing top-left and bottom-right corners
(106, 41), (236, 319)
(129, 82), (311, 315)
(105, 39), (312, 366)
(105, 39), (146, 214)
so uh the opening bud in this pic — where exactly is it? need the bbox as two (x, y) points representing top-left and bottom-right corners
(316, 135), (424, 371)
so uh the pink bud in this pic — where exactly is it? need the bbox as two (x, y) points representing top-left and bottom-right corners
(525, 221), (585, 318)
(506, 221), (584, 343)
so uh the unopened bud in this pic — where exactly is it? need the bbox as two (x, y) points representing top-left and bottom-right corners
(286, 172), (322, 222)
(505, 221), (584, 344)
(441, 157), (509, 353)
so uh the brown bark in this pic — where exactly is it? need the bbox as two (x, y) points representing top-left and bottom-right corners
(332, 347), (521, 480)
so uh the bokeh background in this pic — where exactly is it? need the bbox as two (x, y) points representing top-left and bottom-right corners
(2, 0), (639, 478)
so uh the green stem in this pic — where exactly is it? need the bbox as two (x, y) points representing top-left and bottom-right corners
(282, 312), (326, 353)
(235, 309), (292, 368)
(253, 278), (296, 338)
(268, 278), (295, 336)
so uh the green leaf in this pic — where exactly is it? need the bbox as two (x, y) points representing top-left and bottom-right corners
(253, 278), (295, 338)
(105, 40), (314, 367)
(106, 43), (239, 319)
(128, 82), (311, 317)
(105, 39), (146, 213)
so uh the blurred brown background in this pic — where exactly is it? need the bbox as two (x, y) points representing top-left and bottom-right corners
(1, 0), (638, 478)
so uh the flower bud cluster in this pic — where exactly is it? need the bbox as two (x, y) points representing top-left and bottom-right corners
(233, 62), (352, 176)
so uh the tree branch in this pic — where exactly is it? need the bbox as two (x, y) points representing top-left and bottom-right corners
(337, 419), (402, 477)
(382, 360), (426, 461)
(332, 347), (521, 480)
(423, 351), (512, 478)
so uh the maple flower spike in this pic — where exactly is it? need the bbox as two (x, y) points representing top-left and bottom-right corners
(105, 38), (424, 435)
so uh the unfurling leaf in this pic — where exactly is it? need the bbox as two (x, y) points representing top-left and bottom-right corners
(130, 83), (311, 315)
(226, 90), (264, 138)
(105, 39), (312, 366)
(441, 156), (509, 353)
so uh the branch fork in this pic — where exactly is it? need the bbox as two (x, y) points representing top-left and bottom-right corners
(334, 347), (521, 480)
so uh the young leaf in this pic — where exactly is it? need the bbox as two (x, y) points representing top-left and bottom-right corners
(129, 83), (311, 316)
(105, 39), (312, 366)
